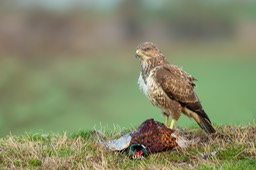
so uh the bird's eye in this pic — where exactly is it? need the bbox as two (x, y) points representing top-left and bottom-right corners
(144, 47), (150, 51)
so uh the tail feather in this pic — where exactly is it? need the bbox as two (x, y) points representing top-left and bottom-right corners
(183, 107), (216, 134)
(195, 109), (216, 134)
(196, 117), (216, 134)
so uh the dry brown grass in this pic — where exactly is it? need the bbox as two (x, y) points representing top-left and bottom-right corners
(0, 124), (255, 169)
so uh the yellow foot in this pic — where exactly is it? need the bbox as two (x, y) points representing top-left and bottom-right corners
(170, 119), (176, 129)
(165, 115), (169, 127)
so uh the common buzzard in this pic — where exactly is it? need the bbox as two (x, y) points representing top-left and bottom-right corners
(135, 42), (215, 134)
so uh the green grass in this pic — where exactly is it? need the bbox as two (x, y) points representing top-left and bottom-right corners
(0, 54), (255, 136)
(0, 124), (255, 169)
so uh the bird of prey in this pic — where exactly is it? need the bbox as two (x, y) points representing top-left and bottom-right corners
(135, 42), (215, 134)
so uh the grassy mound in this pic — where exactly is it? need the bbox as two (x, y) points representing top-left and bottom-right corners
(0, 124), (255, 169)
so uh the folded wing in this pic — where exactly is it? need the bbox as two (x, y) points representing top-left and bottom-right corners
(155, 65), (215, 133)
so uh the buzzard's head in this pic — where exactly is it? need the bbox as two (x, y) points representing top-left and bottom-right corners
(135, 42), (165, 64)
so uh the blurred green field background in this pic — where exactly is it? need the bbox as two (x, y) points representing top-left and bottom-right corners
(1, 49), (255, 136)
(0, 0), (256, 136)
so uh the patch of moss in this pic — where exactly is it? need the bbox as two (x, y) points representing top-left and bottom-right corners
(28, 159), (42, 167)
(14, 160), (22, 167)
(217, 145), (248, 160)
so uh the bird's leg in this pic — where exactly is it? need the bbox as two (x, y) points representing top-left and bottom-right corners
(170, 119), (176, 129)
(165, 115), (169, 127)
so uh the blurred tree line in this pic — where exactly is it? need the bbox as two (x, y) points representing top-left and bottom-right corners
(0, 0), (255, 57)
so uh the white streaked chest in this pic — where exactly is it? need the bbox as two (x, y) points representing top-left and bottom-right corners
(137, 71), (159, 102)
(138, 72), (148, 97)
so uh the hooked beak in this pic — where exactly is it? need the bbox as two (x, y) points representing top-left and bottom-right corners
(135, 49), (143, 58)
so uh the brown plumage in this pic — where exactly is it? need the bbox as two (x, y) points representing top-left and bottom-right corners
(135, 42), (215, 134)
